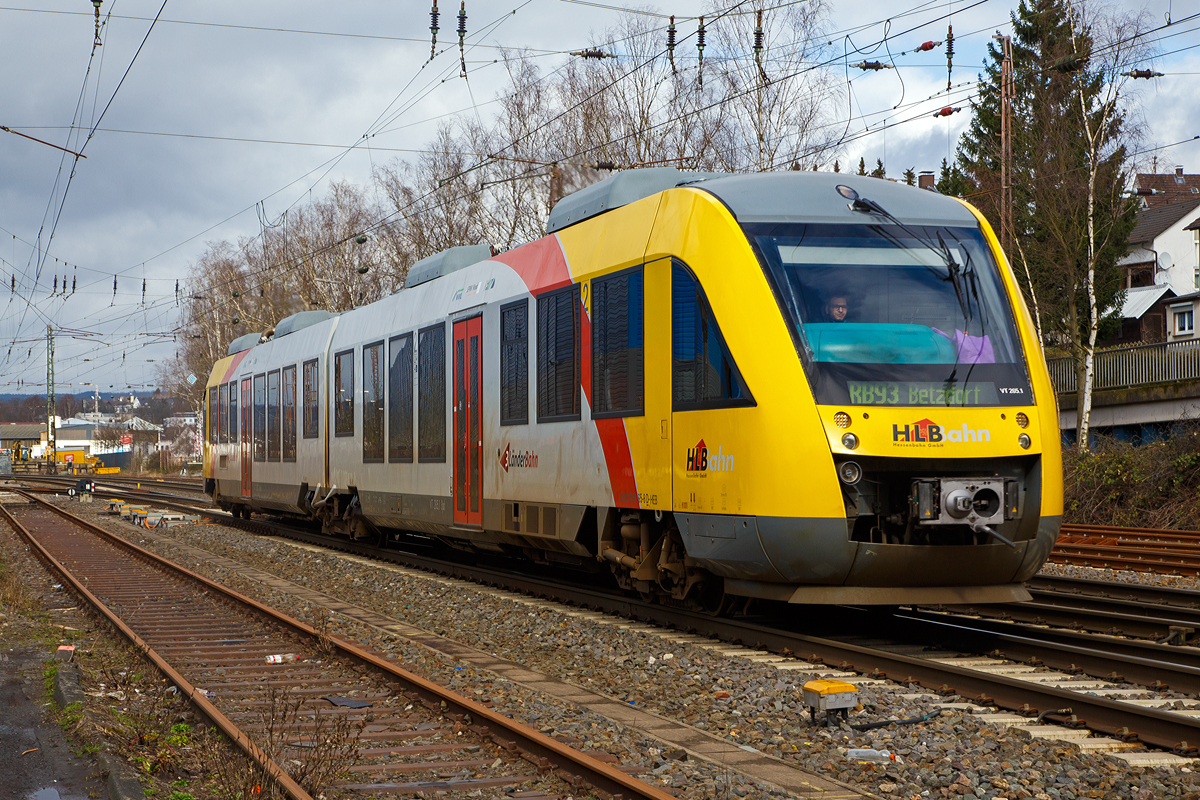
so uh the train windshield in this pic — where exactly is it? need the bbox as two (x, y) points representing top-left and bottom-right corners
(745, 222), (1032, 407)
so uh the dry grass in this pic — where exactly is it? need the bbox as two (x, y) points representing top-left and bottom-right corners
(198, 686), (365, 799)
(1064, 421), (1200, 529)
(0, 556), (36, 612)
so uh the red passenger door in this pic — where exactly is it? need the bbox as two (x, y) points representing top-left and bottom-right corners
(240, 378), (252, 497)
(453, 317), (482, 526)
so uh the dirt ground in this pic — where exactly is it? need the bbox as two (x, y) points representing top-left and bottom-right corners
(0, 645), (104, 800)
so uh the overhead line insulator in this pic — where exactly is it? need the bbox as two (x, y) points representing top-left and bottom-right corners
(1122, 68), (1163, 79)
(457, 1), (467, 78)
(946, 24), (954, 91)
(697, 16), (705, 90)
(569, 49), (617, 59)
(430, 0), (440, 61)
(852, 61), (893, 71)
(667, 15), (676, 74)
(932, 106), (962, 118)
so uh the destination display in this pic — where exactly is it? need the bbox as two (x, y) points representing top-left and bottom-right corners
(846, 380), (1000, 406)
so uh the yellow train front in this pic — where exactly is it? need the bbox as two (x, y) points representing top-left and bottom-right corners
(203, 168), (1061, 609)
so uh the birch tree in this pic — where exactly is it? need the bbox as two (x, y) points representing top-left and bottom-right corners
(956, 0), (1142, 449)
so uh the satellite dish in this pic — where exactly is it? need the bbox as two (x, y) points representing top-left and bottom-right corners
(1158, 251), (1174, 272)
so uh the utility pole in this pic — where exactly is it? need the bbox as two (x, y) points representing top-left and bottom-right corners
(994, 33), (1014, 262)
(46, 324), (56, 472)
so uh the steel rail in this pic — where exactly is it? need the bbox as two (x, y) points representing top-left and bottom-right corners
(1029, 575), (1200, 609)
(0, 498), (315, 800)
(943, 594), (1200, 641)
(893, 608), (1200, 692)
(253, 524), (1200, 753)
(2, 491), (676, 800)
(17, 475), (211, 504)
(1049, 544), (1200, 575)
(1062, 523), (1200, 539)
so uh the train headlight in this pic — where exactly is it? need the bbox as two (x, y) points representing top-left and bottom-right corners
(833, 411), (851, 428)
(1018, 433), (1031, 449)
(838, 461), (862, 485)
(840, 432), (859, 450)
(1015, 412), (1029, 428)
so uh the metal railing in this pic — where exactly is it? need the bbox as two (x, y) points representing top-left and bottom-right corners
(1046, 339), (1200, 394)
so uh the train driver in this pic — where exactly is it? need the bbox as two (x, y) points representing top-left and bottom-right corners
(824, 294), (850, 322)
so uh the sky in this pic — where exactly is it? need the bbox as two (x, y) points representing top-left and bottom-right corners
(1, 0), (1196, 397)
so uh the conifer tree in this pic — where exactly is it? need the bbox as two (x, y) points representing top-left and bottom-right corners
(856, 157), (867, 176)
(902, 167), (917, 186)
(936, 158), (971, 197)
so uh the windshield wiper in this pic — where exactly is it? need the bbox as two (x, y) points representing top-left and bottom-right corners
(850, 191), (979, 324)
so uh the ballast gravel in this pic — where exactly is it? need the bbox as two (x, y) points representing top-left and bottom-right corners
(62, 501), (1200, 800)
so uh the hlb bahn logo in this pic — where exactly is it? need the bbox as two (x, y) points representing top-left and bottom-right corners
(892, 419), (991, 444)
(685, 439), (734, 475)
(500, 443), (538, 472)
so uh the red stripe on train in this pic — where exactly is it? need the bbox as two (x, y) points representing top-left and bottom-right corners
(495, 233), (640, 509)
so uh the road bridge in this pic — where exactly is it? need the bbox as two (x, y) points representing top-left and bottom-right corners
(1049, 340), (1200, 443)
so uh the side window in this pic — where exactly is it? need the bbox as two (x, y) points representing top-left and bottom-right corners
(208, 386), (218, 444)
(253, 373), (266, 461)
(672, 261), (753, 410)
(388, 333), (414, 462)
(302, 359), (319, 438)
(267, 370), (280, 461)
(500, 300), (528, 425)
(592, 267), (644, 417)
(334, 349), (354, 437)
(229, 381), (238, 442)
(363, 341), (384, 462)
(537, 284), (581, 422)
(418, 324), (446, 462)
(219, 383), (230, 444)
(282, 365), (297, 461)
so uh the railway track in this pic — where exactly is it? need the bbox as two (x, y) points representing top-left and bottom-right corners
(141, 516), (1200, 758)
(0, 489), (675, 800)
(1053, 522), (1200, 575)
(18, 481), (1200, 764)
(12, 473), (209, 501)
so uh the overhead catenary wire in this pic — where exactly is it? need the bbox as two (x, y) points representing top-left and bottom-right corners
(7, 1), (1200, 391)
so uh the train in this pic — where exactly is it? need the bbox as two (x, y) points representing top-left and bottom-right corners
(203, 168), (1062, 609)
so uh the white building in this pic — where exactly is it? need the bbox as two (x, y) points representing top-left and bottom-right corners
(1118, 197), (1200, 294)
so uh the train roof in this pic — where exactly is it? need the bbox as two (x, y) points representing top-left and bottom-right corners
(545, 168), (977, 234)
(227, 331), (263, 356)
(274, 309), (337, 339)
(406, 244), (496, 288)
(699, 171), (978, 228)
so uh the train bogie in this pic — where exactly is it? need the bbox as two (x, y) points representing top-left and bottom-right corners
(203, 168), (1061, 607)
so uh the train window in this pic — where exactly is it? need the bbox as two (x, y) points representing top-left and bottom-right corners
(302, 359), (319, 438)
(208, 386), (219, 444)
(267, 370), (281, 461)
(592, 267), (644, 417)
(363, 341), (385, 462)
(334, 349), (354, 437)
(282, 366), (296, 461)
(253, 373), (266, 461)
(388, 333), (414, 462)
(228, 381), (238, 442)
(218, 383), (229, 444)
(745, 222), (1032, 407)
(672, 262), (753, 410)
(418, 324), (446, 462)
(537, 284), (581, 422)
(500, 300), (528, 425)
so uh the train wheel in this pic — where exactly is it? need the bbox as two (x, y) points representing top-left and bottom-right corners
(698, 578), (733, 616)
